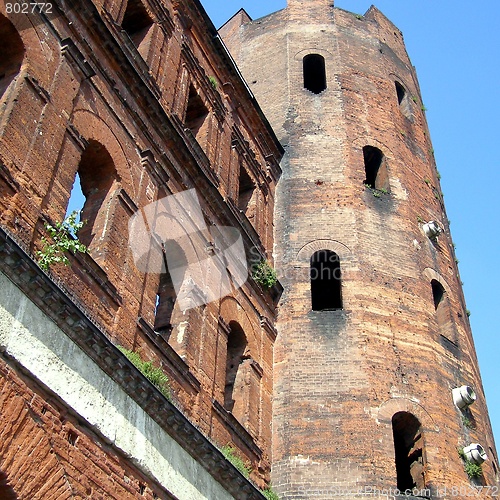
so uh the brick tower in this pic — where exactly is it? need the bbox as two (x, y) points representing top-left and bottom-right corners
(221, 1), (499, 498)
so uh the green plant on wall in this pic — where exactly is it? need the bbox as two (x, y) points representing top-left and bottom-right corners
(461, 415), (474, 429)
(464, 461), (483, 479)
(209, 76), (218, 89)
(261, 486), (280, 499)
(458, 447), (483, 479)
(220, 445), (252, 478)
(252, 260), (278, 289)
(118, 346), (171, 400)
(36, 211), (87, 271)
(366, 185), (388, 198)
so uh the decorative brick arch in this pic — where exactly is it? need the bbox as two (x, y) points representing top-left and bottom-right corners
(352, 136), (395, 163)
(377, 397), (438, 433)
(219, 296), (258, 358)
(296, 239), (352, 266)
(293, 47), (334, 62)
(423, 268), (451, 294)
(0, 10), (50, 90)
(389, 72), (414, 96)
(71, 109), (135, 198)
(376, 397), (437, 491)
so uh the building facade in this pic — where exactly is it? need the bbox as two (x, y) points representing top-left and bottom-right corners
(220, 0), (499, 498)
(0, 0), (498, 498)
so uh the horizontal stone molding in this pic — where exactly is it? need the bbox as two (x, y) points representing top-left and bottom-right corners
(0, 226), (265, 500)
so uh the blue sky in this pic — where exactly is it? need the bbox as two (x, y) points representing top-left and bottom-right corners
(200, 0), (500, 448)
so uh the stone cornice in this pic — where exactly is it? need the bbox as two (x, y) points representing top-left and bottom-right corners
(0, 226), (265, 500)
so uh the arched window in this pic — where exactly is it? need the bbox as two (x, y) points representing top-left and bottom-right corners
(224, 321), (248, 421)
(122, 0), (154, 59)
(392, 412), (425, 491)
(363, 145), (389, 192)
(0, 14), (25, 101)
(70, 140), (117, 248)
(310, 250), (342, 311)
(395, 81), (411, 119)
(303, 54), (326, 94)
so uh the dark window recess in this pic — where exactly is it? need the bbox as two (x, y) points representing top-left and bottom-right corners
(67, 430), (78, 446)
(0, 14), (25, 100)
(395, 81), (405, 105)
(303, 54), (327, 94)
(392, 412), (425, 491)
(122, 0), (154, 56)
(185, 85), (209, 149)
(154, 240), (186, 332)
(0, 470), (17, 500)
(363, 145), (389, 192)
(310, 250), (342, 311)
(395, 81), (412, 119)
(431, 279), (457, 345)
(238, 164), (257, 220)
(224, 321), (248, 419)
(431, 279), (445, 310)
(72, 140), (116, 248)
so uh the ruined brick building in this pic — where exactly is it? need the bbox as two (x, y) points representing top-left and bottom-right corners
(0, 0), (497, 499)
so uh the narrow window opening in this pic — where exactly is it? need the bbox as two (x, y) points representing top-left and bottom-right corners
(66, 172), (84, 223)
(431, 279), (456, 345)
(392, 412), (425, 491)
(185, 85), (209, 149)
(431, 279), (445, 311)
(395, 81), (405, 105)
(363, 145), (389, 192)
(154, 240), (186, 332)
(139, 483), (146, 495)
(238, 164), (257, 220)
(73, 140), (116, 248)
(224, 322), (248, 421)
(311, 250), (342, 311)
(154, 271), (175, 332)
(303, 54), (326, 94)
(0, 15), (25, 101)
(395, 81), (412, 119)
(122, 0), (154, 57)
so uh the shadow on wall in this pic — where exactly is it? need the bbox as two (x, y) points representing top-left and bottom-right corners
(0, 470), (18, 500)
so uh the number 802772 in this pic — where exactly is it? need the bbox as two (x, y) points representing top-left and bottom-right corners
(5, 2), (53, 14)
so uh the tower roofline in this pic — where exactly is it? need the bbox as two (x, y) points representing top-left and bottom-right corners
(218, 7), (253, 31)
(364, 5), (404, 36)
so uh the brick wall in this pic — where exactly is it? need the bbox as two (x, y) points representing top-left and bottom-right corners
(222, 3), (498, 498)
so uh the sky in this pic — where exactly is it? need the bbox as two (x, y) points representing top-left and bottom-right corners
(200, 0), (500, 449)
